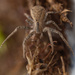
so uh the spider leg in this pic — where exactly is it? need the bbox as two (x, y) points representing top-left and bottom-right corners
(0, 26), (29, 48)
(25, 19), (33, 26)
(24, 13), (33, 22)
(44, 27), (74, 55)
(43, 28), (54, 54)
(45, 20), (62, 31)
(50, 28), (74, 55)
(23, 31), (34, 58)
(44, 11), (58, 21)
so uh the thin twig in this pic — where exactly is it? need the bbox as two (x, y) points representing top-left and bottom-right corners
(58, 68), (62, 75)
(47, 52), (57, 68)
(60, 56), (67, 75)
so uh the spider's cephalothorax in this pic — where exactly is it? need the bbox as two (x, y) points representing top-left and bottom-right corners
(30, 6), (46, 33)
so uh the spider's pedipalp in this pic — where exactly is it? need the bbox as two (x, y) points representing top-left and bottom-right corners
(25, 19), (33, 26)
(24, 13), (33, 22)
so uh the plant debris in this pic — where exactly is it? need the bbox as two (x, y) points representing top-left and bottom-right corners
(25, 0), (73, 75)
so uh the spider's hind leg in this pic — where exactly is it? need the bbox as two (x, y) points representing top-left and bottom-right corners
(50, 28), (74, 55)
(44, 27), (74, 55)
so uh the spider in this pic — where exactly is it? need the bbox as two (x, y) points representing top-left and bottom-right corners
(0, 5), (73, 58)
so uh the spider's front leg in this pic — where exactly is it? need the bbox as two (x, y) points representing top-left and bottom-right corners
(43, 27), (74, 55)
(45, 20), (62, 31)
(0, 26), (29, 48)
(23, 31), (34, 58)
(44, 11), (58, 21)
(44, 11), (61, 31)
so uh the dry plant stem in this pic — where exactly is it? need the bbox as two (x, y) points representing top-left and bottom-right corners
(0, 26), (30, 49)
(60, 56), (66, 75)
(33, 46), (39, 59)
(26, 47), (47, 75)
(47, 52), (57, 68)
(47, 0), (73, 27)
(43, 43), (53, 60)
(50, 61), (57, 67)
(58, 68), (62, 75)
(42, 40), (57, 58)
(43, 49), (51, 60)
(26, 52), (34, 74)
(27, 0), (34, 9)
(60, 13), (73, 27)
(61, 12), (73, 27)
(41, 41), (57, 54)
(60, 9), (73, 27)
(26, 46), (56, 75)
